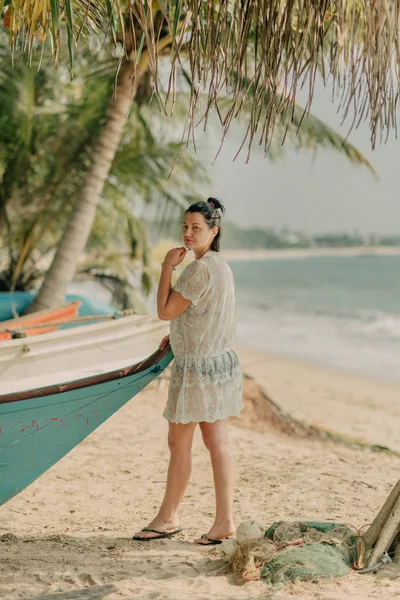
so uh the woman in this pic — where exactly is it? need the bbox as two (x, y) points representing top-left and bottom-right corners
(133, 198), (242, 545)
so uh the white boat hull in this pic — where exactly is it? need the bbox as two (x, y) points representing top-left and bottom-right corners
(0, 314), (169, 394)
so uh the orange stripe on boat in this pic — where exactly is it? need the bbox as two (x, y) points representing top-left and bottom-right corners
(0, 301), (81, 341)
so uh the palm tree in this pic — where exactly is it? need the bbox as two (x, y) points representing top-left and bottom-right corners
(0, 45), (207, 304)
(24, 21), (177, 311)
(1, 3), (386, 311)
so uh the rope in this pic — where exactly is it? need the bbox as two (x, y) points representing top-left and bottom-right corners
(242, 568), (261, 580)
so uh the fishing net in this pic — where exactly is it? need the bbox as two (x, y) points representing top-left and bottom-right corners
(231, 538), (278, 583)
(230, 520), (369, 585)
(260, 542), (350, 584)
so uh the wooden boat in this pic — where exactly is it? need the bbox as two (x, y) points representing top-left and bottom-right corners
(0, 301), (81, 341)
(1, 313), (168, 394)
(0, 291), (113, 321)
(0, 346), (172, 507)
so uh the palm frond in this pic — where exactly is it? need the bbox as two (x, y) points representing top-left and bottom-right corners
(153, 80), (375, 173)
(284, 100), (376, 175)
(2, 1), (399, 151)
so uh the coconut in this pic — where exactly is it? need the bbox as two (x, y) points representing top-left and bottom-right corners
(218, 538), (238, 561)
(236, 520), (265, 545)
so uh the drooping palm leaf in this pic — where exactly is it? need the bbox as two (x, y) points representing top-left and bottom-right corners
(3, 1), (399, 150)
(152, 64), (375, 173)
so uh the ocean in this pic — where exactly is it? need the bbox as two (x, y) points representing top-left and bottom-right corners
(228, 254), (400, 382)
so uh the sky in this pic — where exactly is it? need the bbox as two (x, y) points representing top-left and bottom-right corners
(190, 80), (400, 236)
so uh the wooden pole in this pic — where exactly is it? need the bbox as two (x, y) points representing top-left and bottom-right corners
(363, 480), (400, 548)
(367, 491), (400, 567)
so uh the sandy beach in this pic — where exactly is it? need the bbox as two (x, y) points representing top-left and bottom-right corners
(1, 344), (400, 600)
(223, 246), (400, 261)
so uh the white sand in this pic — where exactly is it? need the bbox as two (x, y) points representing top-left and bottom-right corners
(1, 345), (400, 599)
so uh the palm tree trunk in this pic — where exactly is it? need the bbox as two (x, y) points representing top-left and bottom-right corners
(26, 58), (145, 313)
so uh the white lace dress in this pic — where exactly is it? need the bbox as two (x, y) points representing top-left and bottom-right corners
(163, 251), (242, 424)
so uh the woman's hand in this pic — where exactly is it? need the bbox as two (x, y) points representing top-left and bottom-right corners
(164, 247), (187, 268)
(159, 334), (170, 350)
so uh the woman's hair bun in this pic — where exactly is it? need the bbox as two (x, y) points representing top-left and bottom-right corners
(207, 197), (225, 213)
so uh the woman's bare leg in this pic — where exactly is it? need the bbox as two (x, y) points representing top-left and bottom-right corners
(195, 420), (236, 543)
(134, 421), (196, 539)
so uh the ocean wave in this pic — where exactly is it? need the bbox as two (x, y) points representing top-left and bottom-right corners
(239, 299), (400, 342)
(236, 300), (400, 381)
(232, 255), (400, 381)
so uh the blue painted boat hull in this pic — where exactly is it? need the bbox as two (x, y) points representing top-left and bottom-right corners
(0, 349), (173, 506)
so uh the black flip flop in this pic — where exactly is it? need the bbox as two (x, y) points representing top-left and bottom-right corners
(196, 533), (224, 546)
(132, 527), (183, 541)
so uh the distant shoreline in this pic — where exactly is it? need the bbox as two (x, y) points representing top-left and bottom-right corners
(223, 245), (400, 261)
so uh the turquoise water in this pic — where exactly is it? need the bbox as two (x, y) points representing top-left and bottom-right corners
(229, 255), (400, 382)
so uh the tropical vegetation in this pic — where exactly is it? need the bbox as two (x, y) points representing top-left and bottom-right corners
(1, 1), (394, 310)
(0, 40), (206, 308)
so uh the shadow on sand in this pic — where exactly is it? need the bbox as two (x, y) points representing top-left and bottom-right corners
(0, 533), (239, 600)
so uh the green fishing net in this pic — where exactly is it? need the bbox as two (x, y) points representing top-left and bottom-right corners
(232, 520), (367, 585)
(262, 521), (362, 583)
(260, 542), (351, 583)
